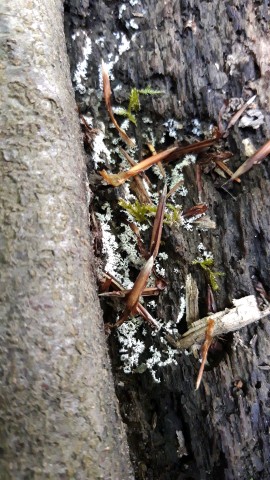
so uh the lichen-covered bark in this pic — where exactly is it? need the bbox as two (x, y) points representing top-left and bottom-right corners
(64, 1), (270, 479)
(0, 1), (134, 478)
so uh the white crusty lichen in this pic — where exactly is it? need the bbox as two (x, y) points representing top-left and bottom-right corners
(146, 343), (178, 383)
(72, 30), (92, 94)
(118, 224), (144, 268)
(168, 154), (196, 199)
(163, 118), (183, 138)
(196, 242), (214, 261)
(96, 204), (132, 287)
(92, 130), (112, 167)
(128, 19), (139, 29)
(118, 4), (127, 18)
(119, 34), (131, 55)
(118, 319), (145, 374)
(191, 118), (202, 136)
(120, 118), (130, 132)
(180, 210), (207, 231)
(154, 262), (166, 278)
(158, 252), (168, 261)
(160, 291), (186, 336)
(176, 294), (186, 323)
(116, 283), (184, 382)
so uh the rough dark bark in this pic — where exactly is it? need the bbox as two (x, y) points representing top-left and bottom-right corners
(64, 1), (270, 479)
(0, 1), (134, 478)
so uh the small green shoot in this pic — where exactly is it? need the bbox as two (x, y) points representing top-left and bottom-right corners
(114, 86), (164, 126)
(113, 107), (137, 125)
(192, 258), (224, 291)
(128, 88), (141, 113)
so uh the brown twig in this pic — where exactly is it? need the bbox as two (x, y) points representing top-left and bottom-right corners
(214, 158), (241, 183)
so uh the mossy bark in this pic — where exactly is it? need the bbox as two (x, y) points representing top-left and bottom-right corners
(0, 1), (134, 478)
(64, 1), (270, 479)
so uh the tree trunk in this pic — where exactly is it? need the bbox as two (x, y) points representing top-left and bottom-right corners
(64, 1), (270, 479)
(0, 1), (134, 478)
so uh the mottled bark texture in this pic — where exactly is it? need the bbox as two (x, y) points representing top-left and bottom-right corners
(0, 1), (134, 479)
(64, 1), (270, 480)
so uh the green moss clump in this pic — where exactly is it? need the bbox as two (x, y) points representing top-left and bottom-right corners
(192, 258), (224, 291)
(128, 88), (141, 113)
(119, 199), (181, 225)
(119, 199), (157, 222)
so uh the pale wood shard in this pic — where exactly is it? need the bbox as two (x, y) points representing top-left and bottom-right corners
(185, 274), (199, 328)
(168, 295), (270, 350)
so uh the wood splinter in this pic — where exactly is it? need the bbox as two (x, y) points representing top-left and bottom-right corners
(167, 295), (270, 351)
(167, 295), (270, 388)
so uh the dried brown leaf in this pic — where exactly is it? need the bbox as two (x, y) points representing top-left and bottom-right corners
(149, 184), (167, 259)
(100, 272), (159, 329)
(195, 318), (215, 390)
(102, 60), (135, 147)
(119, 147), (152, 203)
(100, 137), (218, 187)
(126, 255), (154, 312)
(182, 203), (208, 218)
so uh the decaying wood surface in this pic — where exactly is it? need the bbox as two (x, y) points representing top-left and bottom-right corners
(65, 1), (270, 479)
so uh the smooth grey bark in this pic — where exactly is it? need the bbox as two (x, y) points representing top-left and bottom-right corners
(64, 1), (270, 480)
(0, 1), (134, 479)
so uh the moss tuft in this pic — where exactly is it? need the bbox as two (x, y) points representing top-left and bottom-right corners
(192, 258), (224, 291)
(119, 199), (181, 225)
